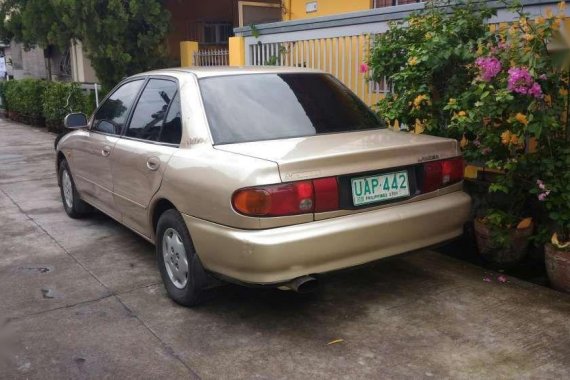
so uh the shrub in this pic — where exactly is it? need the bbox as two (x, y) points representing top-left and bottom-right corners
(0, 81), (7, 110)
(446, 2), (568, 243)
(1, 79), (96, 132)
(368, 0), (570, 248)
(1, 80), (18, 112)
(4, 79), (48, 124)
(42, 82), (94, 132)
(368, 0), (495, 135)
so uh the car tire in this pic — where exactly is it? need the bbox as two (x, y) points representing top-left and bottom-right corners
(156, 209), (208, 307)
(59, 159), (92, 218)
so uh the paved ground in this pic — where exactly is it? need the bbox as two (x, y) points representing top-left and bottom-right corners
(1, 119), (570, 379)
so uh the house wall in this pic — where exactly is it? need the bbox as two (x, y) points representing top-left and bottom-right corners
(283, 0), (372, 20)
(70, 40), (98, 83)
(4, 42), (48, 80)
(164, 0), (281, 59)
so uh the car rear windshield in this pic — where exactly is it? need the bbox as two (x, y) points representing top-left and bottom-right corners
(199, 73), (385, 145)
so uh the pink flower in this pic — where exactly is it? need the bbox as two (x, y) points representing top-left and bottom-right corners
(360, 63), (369, 74)
(483, 277), (492, 282)
(475, 57), (502, 81)
(497, 275), (508, 283)
(537, 180), (550, 201)
(539, 74), (547, 80)
(538, 191), (551, 201)
(508, 67), (540, 96)
(528, 82), (543, 99)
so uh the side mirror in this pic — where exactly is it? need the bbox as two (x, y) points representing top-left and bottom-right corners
(64, 113), (88, 129)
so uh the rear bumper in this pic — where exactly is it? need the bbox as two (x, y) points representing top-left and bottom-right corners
(183, 191), (471, 284)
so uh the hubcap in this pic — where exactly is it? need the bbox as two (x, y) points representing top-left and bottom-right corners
(62, 170), (73, 209)
(162, 228), (189, 289)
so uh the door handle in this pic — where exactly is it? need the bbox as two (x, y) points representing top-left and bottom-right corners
(146, 157), (160, 171)
(101, 146), (111, 157)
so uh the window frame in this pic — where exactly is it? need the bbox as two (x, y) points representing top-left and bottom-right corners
(190, 21), (233, 45)
(96, 75), (179, 147)
(121, 76), (181, 147)
(89, 77), (146, 137)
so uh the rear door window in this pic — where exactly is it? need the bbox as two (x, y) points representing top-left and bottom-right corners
(125, 79), (178, 142)
(199, 73), (385, 144)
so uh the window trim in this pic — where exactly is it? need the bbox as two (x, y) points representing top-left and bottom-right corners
(120, 75), (181, 147)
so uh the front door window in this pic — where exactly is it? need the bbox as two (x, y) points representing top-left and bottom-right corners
(92, 79), (144, 135)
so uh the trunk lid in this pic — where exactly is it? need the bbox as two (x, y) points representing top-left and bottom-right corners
(214, 129), (459, 182)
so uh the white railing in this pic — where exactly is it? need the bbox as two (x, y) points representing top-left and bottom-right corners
(193, 49), (229, 66)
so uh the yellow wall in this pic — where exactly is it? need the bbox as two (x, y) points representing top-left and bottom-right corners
(180, 41), (199, 67)
(229, 37), (246, 66)
(283, 0), (371, 20)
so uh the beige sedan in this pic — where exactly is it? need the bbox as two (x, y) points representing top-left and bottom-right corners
(57, 67), (471, 306)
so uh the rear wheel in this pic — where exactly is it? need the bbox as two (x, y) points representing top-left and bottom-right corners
(156, 209), (208, 307)
(59, 160), (91, 218)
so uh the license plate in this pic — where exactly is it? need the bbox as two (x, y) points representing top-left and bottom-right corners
(351, 171), (410, 206)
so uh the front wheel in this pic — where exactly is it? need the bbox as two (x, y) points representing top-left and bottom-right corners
(156, 209), (208, 307)
(59, 160), (91, 218)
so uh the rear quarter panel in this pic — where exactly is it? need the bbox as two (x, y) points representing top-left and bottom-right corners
(155, 147), (313, 230)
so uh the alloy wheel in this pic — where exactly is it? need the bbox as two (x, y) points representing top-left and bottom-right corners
(162, 228), (189, 289)
(62, 170), (74, 209)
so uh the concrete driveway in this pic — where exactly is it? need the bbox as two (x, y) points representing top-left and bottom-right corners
(1, 118), (570, 379)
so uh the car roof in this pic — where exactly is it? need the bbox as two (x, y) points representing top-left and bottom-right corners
(134, 66), (324, 79)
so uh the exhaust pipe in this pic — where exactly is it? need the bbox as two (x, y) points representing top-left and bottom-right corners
(281, 276), (319, 294)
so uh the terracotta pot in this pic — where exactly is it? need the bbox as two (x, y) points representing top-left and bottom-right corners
(545, 243), (570, 293)
(474, 218), (534, 265)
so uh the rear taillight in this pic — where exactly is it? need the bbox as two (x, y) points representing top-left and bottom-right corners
(232, 177), (339, 217)
(442, 157), (464, 185)
(421, 156), (464, 193)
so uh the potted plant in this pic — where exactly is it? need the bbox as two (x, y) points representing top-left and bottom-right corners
(474, 210), (534, 266)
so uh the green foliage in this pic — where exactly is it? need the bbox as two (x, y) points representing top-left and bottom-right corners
(446, 3), (569, 244)
(0, 81), (8, 108)
(0, 0), (172, 89)
(5, 0), (72, 49)
(0, 79), (96, 131)
(250, 24), (260, 39)
(481, 208), (520, 249)
(57, 0), (171, 89)
(532, 146), (570, 245)
(265, 46), (288, 65)
(42, 82), (94, 132)
(4, 79), (48, 120)
(369, 0), (570, 247)
(368, 0), (495, 135)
